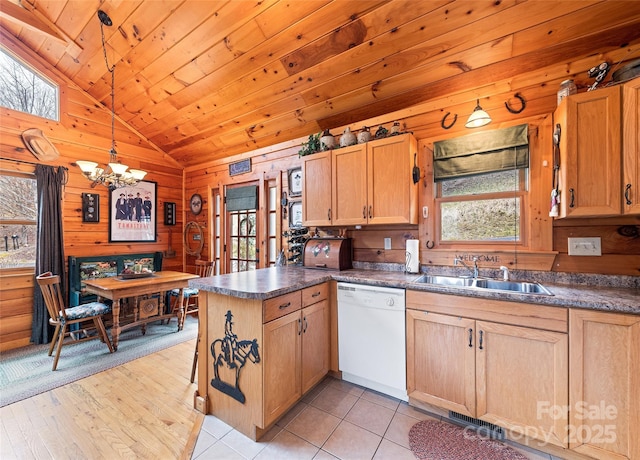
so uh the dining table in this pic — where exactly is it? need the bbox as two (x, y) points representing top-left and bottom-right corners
(82, 270), (199, 350)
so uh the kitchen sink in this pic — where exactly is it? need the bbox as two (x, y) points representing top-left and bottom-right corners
(413, 275), (553, 296)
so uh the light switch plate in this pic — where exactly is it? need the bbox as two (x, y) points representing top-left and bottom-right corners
(568, 237), (601, 256)
(384, 237), (392, 250)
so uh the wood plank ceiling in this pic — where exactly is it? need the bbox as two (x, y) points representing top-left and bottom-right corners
(2, 0), (640, 168)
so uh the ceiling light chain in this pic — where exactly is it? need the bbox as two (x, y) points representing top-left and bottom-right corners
(75, 10), (147, 190)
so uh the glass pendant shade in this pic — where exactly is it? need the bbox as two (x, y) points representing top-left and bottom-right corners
(129, 169), (147, 180)
(108, 162), (129, 175)
(465, 100), (492, 128)
(76, 160), (98, 174)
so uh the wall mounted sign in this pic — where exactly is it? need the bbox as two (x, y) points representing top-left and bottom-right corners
(288, 167), (302, 196)
(289, 201), (302, 227)
(210, 310), (261, 404)
(190, 193), (203, 215)
(164, 202), (176, 225)
(82, 192), (99, 223)
(109, 180), (157, 242)
(229, 158), (251, 176)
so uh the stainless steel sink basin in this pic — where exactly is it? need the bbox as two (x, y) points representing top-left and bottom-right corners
(413, 275), (553, 295)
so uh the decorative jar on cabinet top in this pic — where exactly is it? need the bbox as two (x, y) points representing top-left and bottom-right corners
(340, 127), (357, 147)
(357, 126), (371, 144)
(320, 129), (335, 150)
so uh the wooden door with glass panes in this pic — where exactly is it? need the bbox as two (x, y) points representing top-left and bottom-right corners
(227, 209), (258, 272)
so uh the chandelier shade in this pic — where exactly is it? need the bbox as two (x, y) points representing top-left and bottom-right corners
(75, 10), (147, 190)
(465, 99), (492, 128)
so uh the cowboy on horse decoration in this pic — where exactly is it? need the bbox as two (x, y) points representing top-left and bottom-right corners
(210, 310), (261, 403)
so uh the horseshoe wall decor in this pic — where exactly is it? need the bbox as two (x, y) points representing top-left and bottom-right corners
(505, 92), (526, 114)
(441, 112), (457, 130)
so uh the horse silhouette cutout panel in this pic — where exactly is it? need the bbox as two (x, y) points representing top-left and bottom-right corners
(210, 310), (260, 403)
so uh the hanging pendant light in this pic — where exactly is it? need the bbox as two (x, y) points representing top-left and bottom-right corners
(465, 99), (492, 128)
(75, 10), (147, 189)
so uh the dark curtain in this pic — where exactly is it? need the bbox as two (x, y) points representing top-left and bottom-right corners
(31, 165), (68, 344)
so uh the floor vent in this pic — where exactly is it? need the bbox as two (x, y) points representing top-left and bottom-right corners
(448, 411), (505, 440)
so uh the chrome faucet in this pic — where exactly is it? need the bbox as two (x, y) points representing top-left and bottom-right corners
(499, 266), (510, 281)
(454, 257), (479, 278)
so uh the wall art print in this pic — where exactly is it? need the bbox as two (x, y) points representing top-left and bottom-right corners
(210, 310), (261, 404)
(109, 180), (157, 242)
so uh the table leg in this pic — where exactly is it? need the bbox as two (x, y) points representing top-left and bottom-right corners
(112, 298), (121, 351)
(177, 288), (186, 331)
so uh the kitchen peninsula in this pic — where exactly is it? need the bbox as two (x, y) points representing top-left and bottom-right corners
(190, 265), (639, 457)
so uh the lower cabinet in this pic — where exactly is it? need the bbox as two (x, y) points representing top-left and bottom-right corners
(406, 291), (568, 448)
(263, 283), (330, 427)
(569, 309), (640, 460)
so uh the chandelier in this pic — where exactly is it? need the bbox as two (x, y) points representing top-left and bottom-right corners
(76, 10), (147, 189)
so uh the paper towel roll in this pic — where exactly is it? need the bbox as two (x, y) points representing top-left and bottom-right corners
(406, 239), (419, 273)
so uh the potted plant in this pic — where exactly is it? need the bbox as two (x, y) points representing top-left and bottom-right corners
(298, 132), (321, 157)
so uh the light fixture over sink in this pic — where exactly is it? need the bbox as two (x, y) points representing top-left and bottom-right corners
(465, 99), (492, 129)
(75, 10), (147, 189)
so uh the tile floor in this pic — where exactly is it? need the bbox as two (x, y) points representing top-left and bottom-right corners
(191, 377), (558, 460)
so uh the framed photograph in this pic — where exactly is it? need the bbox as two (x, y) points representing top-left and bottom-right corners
(288, 167), (302, 197)
(289, 200), (302, 227)
(109, 181), (157, 242)
(82, 192), (100, 223)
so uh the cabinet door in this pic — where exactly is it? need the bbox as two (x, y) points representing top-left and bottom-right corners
(302, 151), (332, 226)
(263, 311), (301, 427)
(623, 78), (640, 215)
(557, 86), (622, 217)
(569, 309), (640, 460)
(476, 321), (568, 448)
(301, 299), (330, 394)
(368, 135), (417, 224)
(406, 309), (476, 417)
(332, 144), (367, 225)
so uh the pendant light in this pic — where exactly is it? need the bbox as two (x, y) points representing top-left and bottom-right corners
(465, 99), (492, 128)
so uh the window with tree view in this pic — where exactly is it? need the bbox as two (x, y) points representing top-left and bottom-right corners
(0, 47), (58, 121)
(0, 172), (38, 268)
(437, 169), (526, 243)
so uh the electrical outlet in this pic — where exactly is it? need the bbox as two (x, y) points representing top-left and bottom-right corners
(568, 237), (602, 256)
(384, 237), (392, 250)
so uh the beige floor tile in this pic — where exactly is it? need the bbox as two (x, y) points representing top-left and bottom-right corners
(286, 405), (341, 447)
(323, 420), (382, 460)
(395, 402), (440, 421)
(372, 439), (416, 460)
(195, 440), (246, 460)
(310, 385), (359, 418)
(276, 401), (308, 427)
(504, 440), (552, 459)
(345, 398), (395, 436)
(313, 449), (339, 459)
(383, 412), (421, 449)
(302, 377), (332, 403)
(360, 390), (400, 411)
(201, 415), (234, 439)
(328, 378), (366, 397)
(220, 429), (266, 459)
(192, 430), (218, 459)
(255, 429), (320, 460)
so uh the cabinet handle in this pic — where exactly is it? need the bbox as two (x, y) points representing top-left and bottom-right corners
(362, 206), (367, 219)
(312, 291), (321, 297)
(478, 330), (484, 350)
(327, 208), (331, 221)
(279, 302), (291, 310)
(368, 205), (372, 219)
(298, 318), (302, 335)
(468, 328), (473, 348)
(569, 188), (575, 208)
(625, 183), (632, 205)
(303, 317), (308, 333)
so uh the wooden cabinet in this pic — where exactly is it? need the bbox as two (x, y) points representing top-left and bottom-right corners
(569, 309), (640, 460)
(302, 133), (419, 226)
(623, 78), (640, 215)
(263, 283), (330, 427)
(554, 78), (640, 217)
(406, 291), (568, 448)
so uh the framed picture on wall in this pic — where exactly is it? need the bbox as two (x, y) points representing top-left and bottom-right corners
(109, 180), (157, 242)
(289, 201), (302, 227)
(288, 167), (302, 197)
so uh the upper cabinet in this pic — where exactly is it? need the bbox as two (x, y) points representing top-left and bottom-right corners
(302, 134), (419, 227)
(553, 78), (639, 218)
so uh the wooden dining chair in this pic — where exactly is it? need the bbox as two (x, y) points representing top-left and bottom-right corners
(36, 272), (114, 371)
(169, 260), (214, 382)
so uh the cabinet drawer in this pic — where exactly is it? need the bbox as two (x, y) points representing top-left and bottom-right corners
(263, 291), (302, 323)
(302, 283), (328, 306)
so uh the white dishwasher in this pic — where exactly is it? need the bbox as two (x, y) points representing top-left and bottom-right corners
(337, 282), (407, 401)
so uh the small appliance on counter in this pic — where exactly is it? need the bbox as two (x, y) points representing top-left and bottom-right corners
(302, 237), (352, 270)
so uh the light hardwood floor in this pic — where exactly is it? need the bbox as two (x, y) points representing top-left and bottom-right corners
(0, 339), (203, 460)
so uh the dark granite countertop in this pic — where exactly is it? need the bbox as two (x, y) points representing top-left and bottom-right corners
(190, 266), (640, 315)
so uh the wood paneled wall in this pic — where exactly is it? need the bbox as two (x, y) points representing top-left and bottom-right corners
(0, 37), (185, 351)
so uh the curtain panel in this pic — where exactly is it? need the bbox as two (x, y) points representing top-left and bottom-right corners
(31, 165), (67, 344)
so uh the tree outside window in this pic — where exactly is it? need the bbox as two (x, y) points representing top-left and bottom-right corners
(0, 173), (37, 268)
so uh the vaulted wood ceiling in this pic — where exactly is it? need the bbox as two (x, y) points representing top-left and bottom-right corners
(2, 0), (640, 168)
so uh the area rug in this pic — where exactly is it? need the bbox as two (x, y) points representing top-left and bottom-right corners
(0, 316), (197, 407)
(409, 420), (529, 460)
